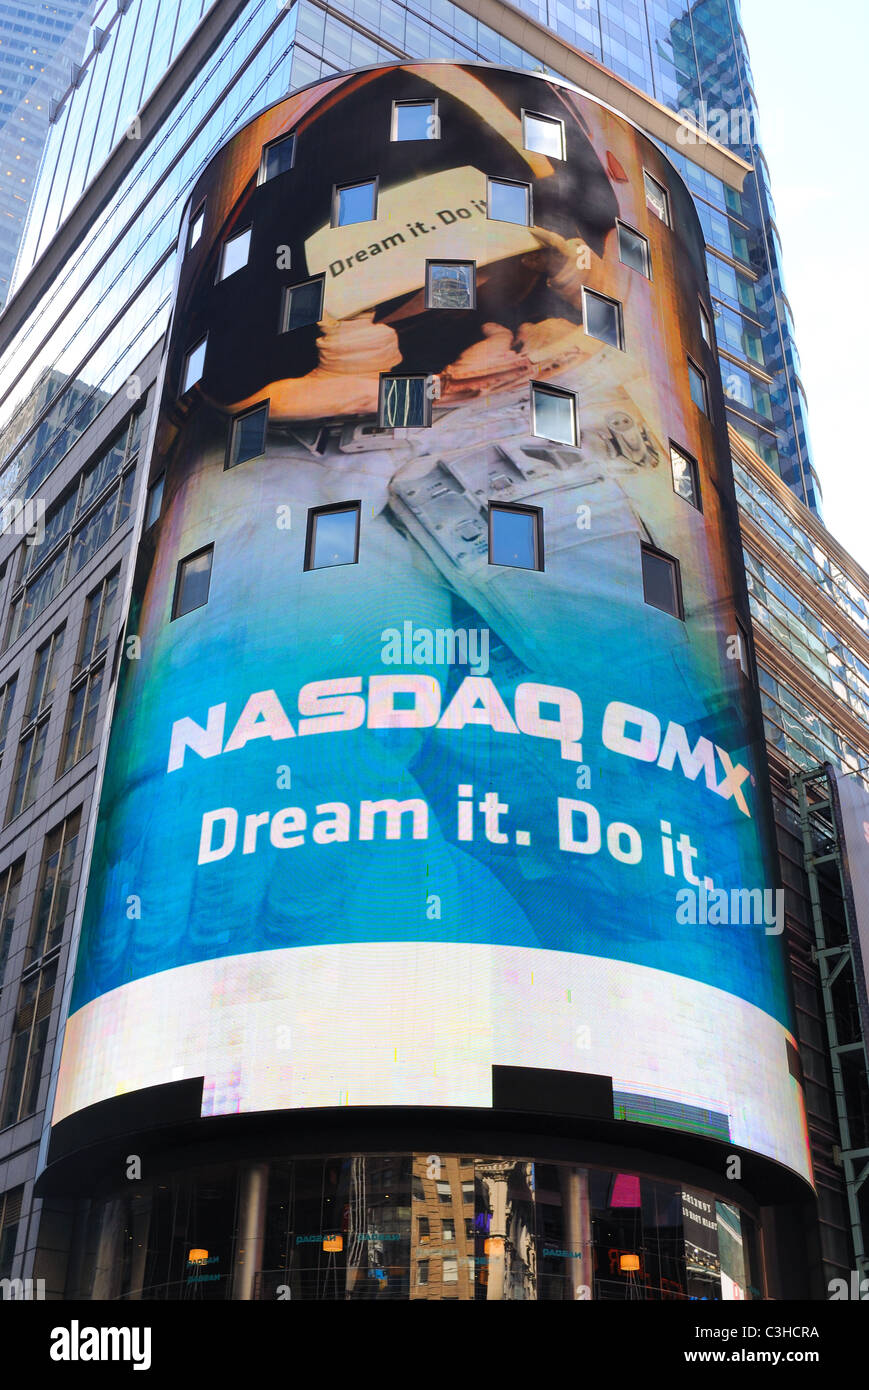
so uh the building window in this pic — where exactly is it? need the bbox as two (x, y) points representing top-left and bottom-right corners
(582, 288), (623, 349)
(436, 1180), (452, 1203)
(218, 226), (251, 281)
(641, 544), (683, 619)
(227, 403), (268, 470)
(443, 1258), (459, 1283)
(8, 627), (64, 822)
(426, 261), (475, 309)
(522, 110), (565, 159)
(688, 357), (709, 414)
(417, 1260), (429, 1286)
(417, 1217), (430, 1242)
(489, 503), (543, 571)
(391, 100), (437, 141)
(0, 960), (57, 1128)
(0, 675), (17, 765)
(699, 301), (712, 347)
(172, 546), (213, 620)
(332, 179), (377, 227)
(145, 475), (164, 529)
(0, 1187), (23, 1280)
(260, 132), (295, 182)
(281, 277), (324, 333)
(617, 221), (651, 277)
(188, 202), (205, 251)
(735, 616), (753, 680)
(181, 336), (207, 394)
(305, 503), (360, 571)
(0, 859), (24, 988)
(643, 170), (670, 225)
(442, 1220), (456, 1242)
(487, 177), (530, 226)
(60, 573), (118, 775)
(379, 375), (430, 428)
(26, 811), (81, 966)
(670, 442), (702, 510)
(531, 383), (576, 445)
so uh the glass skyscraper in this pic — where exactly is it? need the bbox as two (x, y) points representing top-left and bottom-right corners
(0, 1), (93, 306)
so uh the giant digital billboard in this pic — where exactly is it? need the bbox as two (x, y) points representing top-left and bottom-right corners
(51, 62), (810, 1182)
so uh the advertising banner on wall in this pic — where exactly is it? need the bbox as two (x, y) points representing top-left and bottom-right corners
(52, 63), (810, 1182)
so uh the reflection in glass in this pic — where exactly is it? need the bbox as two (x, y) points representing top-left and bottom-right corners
(532, 384), (576, 445)
(582, 289), (622, 348)
(487, 178), (530, 225)
(307, 505), (360, 570)
(392, 101), (436, 141)
(173, 547), (213, 619)
(282, 278), (324, 333)
(617, 222), (650, 276)
(379, 376), (428, 428)
(427, 261), (474, 309)
(262, 133), (295, 181)
(490, 505), (540, 570)
(670, 443), (701, 509)
(523, 111), (564, 158)
(334, 180), (377, 226)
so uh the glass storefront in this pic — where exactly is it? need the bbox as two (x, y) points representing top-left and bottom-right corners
(71, 1152), (761, 1301)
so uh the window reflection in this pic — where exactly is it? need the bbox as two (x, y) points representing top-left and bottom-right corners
(68, 1153), (760, 1301)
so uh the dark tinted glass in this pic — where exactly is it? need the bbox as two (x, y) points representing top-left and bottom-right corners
(229, 406), (268, 468)
(174, 549), (213, 618)
(642, 548), (681, 617)
(284, 278), (324, 332)
(264, 134), (295, 181)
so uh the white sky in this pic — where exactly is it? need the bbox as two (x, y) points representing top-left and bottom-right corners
(740, 0), (869, 573)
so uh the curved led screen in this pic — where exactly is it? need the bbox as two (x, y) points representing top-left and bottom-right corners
(52, 62), (810, 1182)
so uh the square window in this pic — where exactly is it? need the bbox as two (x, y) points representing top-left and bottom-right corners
(218, 226), (251, 281)
(487, 178), (530, 226)
(643, 170), (670, 225)
(617, 221), (651, 277)
(379, 375), (430, 428)
(670, 442), (701, 509)
(145, 475), (164, 529)
(489, 504), (542, 571)
(172, 546), (213, 619)
(305, 503), (360, 571)
(531, 383), (576, 445)
(641, 545), (682, 618)
(181, 336), (207, 394)
(699, 301), (712, 346)
(522, 110), (565, 159)
(261, 132), (295, 182)
(392, 100), (437, 141)
(227, 403), (268, 469)
(188, 203), (205, 251)
(281, 277), (324, 333)
(582, 288), (623, 348)
(426, 261), (475, 310)
(333, 179), (377, 227)
(688, 358), (709, 414)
